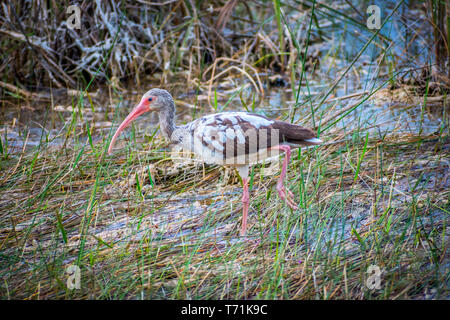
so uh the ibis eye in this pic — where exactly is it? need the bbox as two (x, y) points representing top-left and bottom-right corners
(148, 97), (152, 102)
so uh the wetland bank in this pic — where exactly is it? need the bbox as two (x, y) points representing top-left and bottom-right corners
(0, 0), (448, 299)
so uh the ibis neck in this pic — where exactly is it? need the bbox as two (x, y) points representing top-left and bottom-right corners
(158, 107), (176, 140)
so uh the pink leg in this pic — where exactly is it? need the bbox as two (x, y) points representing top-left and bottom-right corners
(270, 145), (298, 210)
(240, 178), (250, 236)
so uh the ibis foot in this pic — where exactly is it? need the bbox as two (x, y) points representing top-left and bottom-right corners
(276, 185), (298, 210)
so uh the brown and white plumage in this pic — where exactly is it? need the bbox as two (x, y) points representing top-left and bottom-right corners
(108, 88), (323, 236)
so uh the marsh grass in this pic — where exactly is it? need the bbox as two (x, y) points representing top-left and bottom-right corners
(0, 105), (447, 299)
(0, 0), (449, 300)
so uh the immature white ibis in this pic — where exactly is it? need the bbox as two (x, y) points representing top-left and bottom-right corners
(108, 88), (322, 236)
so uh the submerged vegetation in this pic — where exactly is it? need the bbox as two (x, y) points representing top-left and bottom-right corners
(0, 0), (448, 299)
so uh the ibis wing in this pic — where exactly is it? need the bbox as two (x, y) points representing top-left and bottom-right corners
(271, 120), (319, 146)
(190, 113), (277, 165)
(184, 112), (320, 165)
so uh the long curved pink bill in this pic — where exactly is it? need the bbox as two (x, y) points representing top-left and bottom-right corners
(108, 103), (148, 154)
